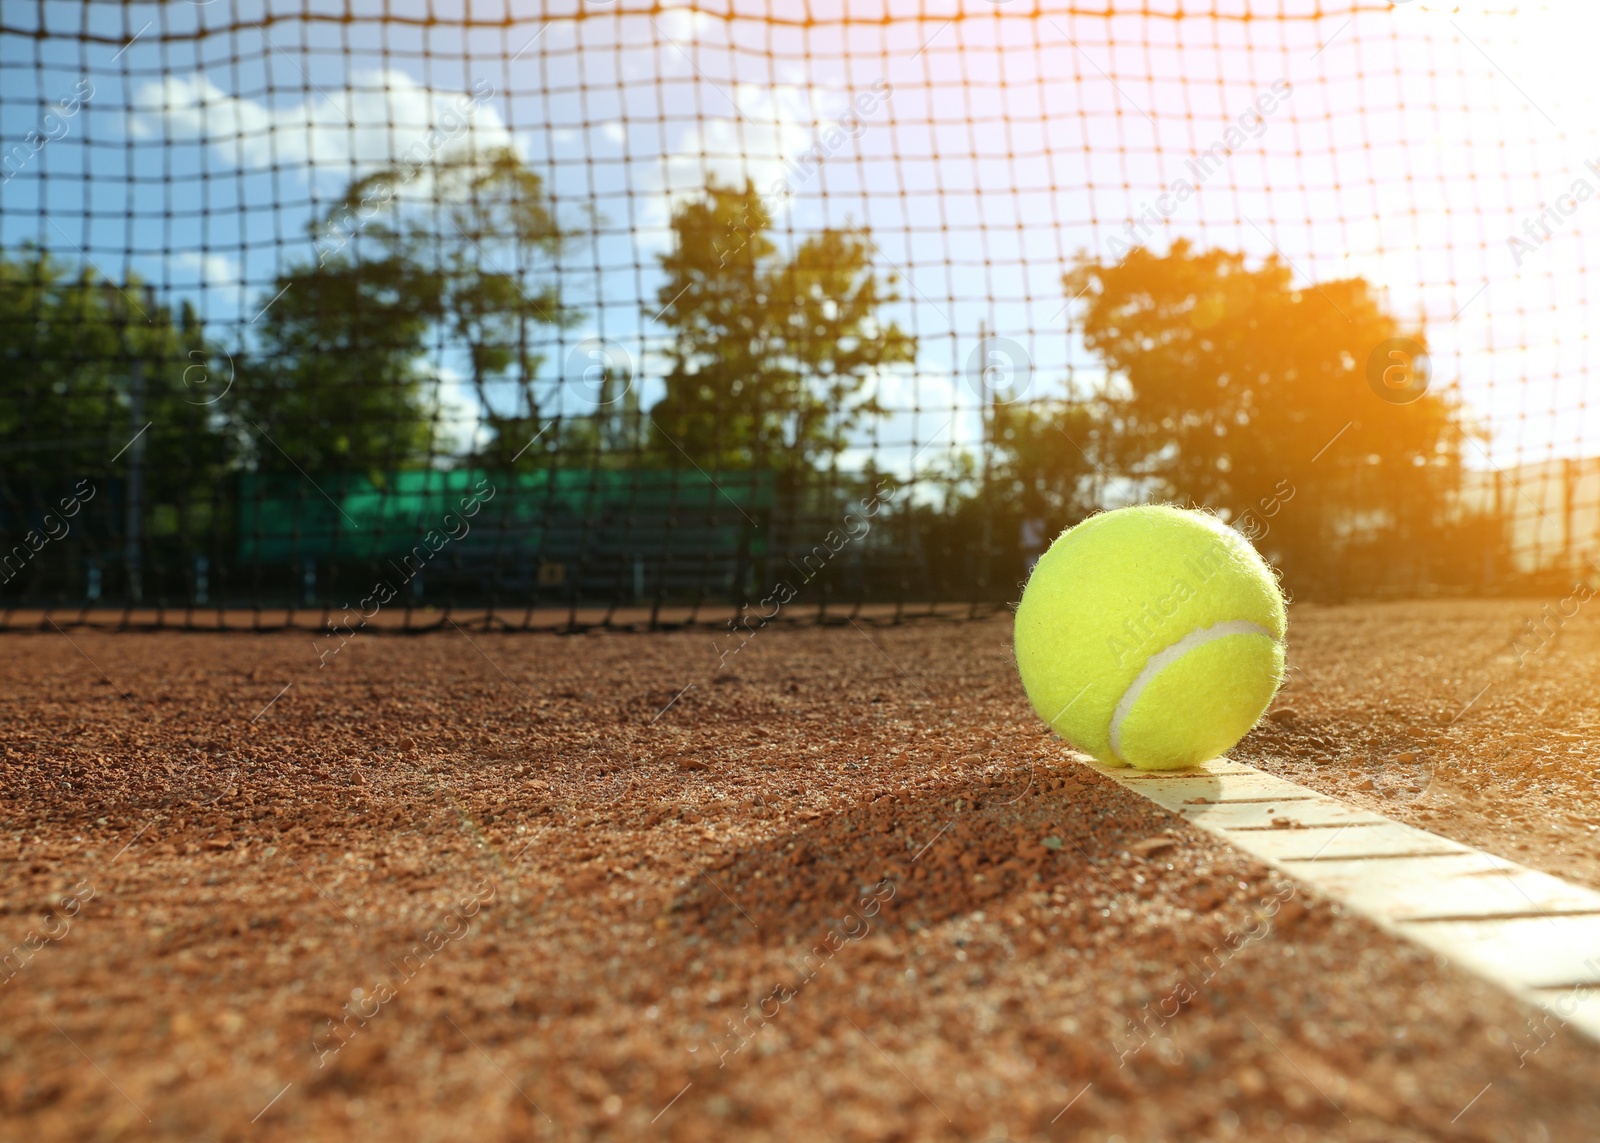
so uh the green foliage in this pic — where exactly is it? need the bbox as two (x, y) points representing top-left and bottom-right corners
(649, 180), (915, 472)
(0, 247), (230, 512)
(407, 149), (569, 408)
(0, 206), (1505, 604)
(478, 349), (644, 471)
(988, 398), (1105, 523)
(232, 147), (573, 479)
(228, 252), (443, 477)
(1064, 239), (1482, 586)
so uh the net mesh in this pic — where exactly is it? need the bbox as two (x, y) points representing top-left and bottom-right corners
(1, 1), (1595, 629)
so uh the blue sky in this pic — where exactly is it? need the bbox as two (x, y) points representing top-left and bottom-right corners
(1, 0), (1595, 485)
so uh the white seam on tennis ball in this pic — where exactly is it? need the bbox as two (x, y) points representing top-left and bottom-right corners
(1108, 620), (1280, 764)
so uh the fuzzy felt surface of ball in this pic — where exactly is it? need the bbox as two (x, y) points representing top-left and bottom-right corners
(1013, 504), (1286, 770)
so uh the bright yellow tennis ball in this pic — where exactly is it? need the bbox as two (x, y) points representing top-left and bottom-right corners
(1014, 504), (1286, 770)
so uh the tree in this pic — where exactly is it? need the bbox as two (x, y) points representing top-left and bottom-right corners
(227, 252), (444, 477)
(0, 251), (232, 487)
(416, 149), (572, 463)
(1065, 240), (1483, 589)
(649, 180), (915, 473)
(231, 147), (574, 478)
(0, 246), (233, 596)
(988, 398), (1104, 526)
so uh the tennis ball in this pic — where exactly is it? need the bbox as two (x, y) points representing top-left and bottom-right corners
(1014, 504), (1286, 770)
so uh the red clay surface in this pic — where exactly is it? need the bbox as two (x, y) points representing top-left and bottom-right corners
(1, 601), (1597, 1142)
(1247, 599), (1600, 892)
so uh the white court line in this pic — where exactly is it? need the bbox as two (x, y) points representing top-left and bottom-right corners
(1082, 754), (1600, 1042)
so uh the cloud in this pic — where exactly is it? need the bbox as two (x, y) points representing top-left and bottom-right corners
(659, 85), (810, 197)
(170, 250), (241, 290)
(128, 66), (517, 182)
(628, 81), (823, 243)
(430, 366), (494, 457)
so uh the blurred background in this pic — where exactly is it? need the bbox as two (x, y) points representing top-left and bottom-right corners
(1, 0), (1595, 626)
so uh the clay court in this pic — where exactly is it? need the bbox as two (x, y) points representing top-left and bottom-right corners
(3, 600), (1598, 1142)
(8, 2), (1600, 1140)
